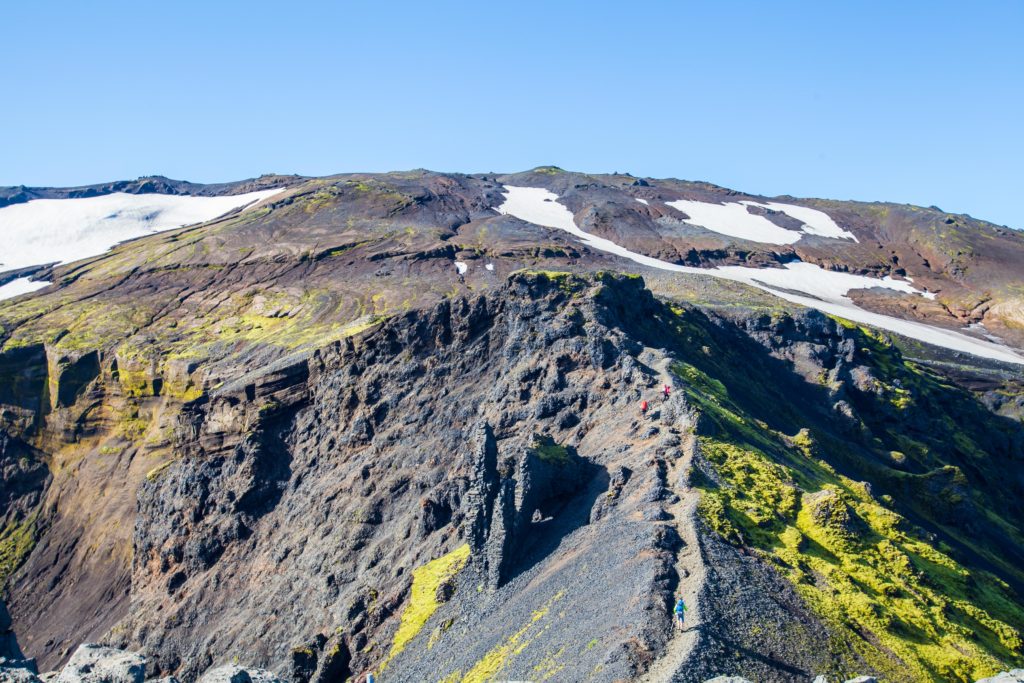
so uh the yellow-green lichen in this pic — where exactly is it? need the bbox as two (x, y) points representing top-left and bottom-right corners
(531, 435), (571, 466)
(450, 590), (565, 683)
(0, 515), (36, 586)
(669, 302), (1024, 681)
(383, 543), (471, 668)
(697, 432), (1022, 681)
(145, 460), (174, 481)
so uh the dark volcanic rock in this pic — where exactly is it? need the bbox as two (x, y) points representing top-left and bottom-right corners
(0, 603), (26, 663)
(44, 272), (686, 681)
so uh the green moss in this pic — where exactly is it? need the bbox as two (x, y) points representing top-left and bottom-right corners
(326, 239), (374, 257)
(118, 368), (156, 398)
(450, 590), (565, 683)
(531, 435), (571, 466)
(828, 314), (860, 330)
(693, 423), (1021, 681)
(655, 303), (1024, 680)
(0, 515), (36, 587)
(698, 431), (1021, 679)
(519, 270), (587, 296)
(303, 187), (342, 212)
(168, 289), (388, 355)
(4, 278), (393, 395)
(163, 381), (203, 402)
(383, 543), (470, 669)
(146, 460), (174, 481)
(532, 645), (566, 681)
(699, 439), (798, 547)
(115, 405), (150, 441)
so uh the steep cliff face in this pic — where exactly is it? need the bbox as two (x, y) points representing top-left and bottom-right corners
(105, 272), (689, 681)
(2, 271), (1021, 682)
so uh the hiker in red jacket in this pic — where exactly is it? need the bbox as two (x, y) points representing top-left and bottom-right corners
(641, 399), (649, 416)
(663, 384), (671, 400)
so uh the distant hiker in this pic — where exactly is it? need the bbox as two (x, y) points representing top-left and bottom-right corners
(663, 384), (671, 400)
(641, 399), (649, 416)
(674, 597), (687, 629)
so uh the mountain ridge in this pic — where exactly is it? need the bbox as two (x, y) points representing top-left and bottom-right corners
(1, 168), (1023, 682)
(0, 174), (303, 209)
(4, 168), (1024, 357)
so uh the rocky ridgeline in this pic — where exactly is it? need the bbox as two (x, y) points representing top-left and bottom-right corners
(3, 269), (1023, 681)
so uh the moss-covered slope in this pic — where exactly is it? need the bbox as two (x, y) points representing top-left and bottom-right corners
(664, 307), (1024, 681)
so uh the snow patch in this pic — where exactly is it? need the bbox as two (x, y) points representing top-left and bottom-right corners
(665, 198), (857, 244)
(636, 198), (649, 206)
(743, 201), (858, 241)
(0, 277), (50, 302)
(0, 189), (283, 273)
(455, 261), (468, 275)
(485, 263), (495, 271)
(713, 263), (929, 305)
(494, 185), (1023, 364)
(667, 199), (802, 244)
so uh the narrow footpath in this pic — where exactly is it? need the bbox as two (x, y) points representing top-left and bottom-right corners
(638, 355), (707, 683)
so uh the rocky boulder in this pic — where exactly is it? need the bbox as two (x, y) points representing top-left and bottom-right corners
(196, 666), (283, 683)
(0, 658), (40, 683)
(977, 671), (1024, 683)
(54, 645), (144, 683)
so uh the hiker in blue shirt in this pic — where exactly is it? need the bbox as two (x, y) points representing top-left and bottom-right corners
(674, 597), (687, 630)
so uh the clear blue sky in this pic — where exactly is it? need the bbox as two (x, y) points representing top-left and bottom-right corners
(3, 1), (1022, 228)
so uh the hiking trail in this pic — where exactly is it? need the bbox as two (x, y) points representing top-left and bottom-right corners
(637, 354), (707, 683)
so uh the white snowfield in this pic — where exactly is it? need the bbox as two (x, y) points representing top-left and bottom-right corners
(746, 200), (857, 240)
(0, 277), (49, 300)
(494, 185), (1023, 365)
(716, 261), (936, 303)
(0, 189), (283, 274)
(665, 198), (857, 244)
(454, 260), (468, 275)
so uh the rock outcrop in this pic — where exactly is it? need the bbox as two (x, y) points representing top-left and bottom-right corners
(53, 646), (144, 683)
(196, 666), (282, 683)
(0, 646), (298, 683)
(977, 672), (1024, 683)
(466, 423), (590, 589)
